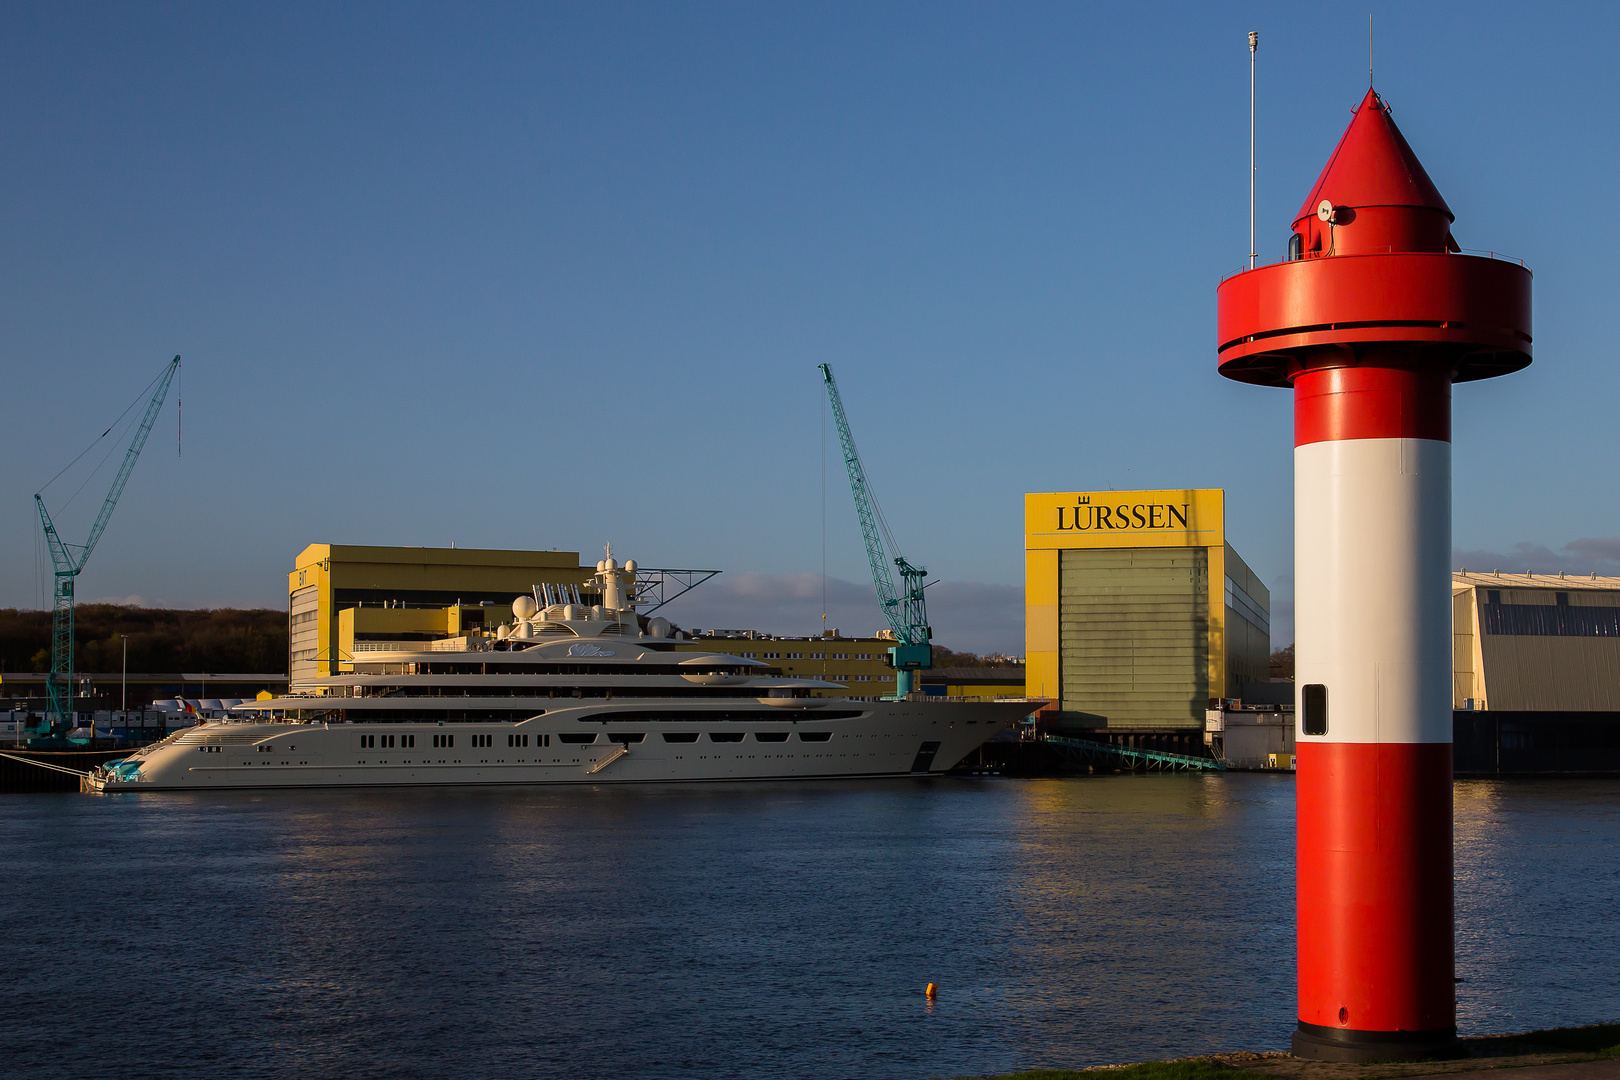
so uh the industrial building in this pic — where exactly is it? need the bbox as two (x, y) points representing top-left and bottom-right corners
(286, 544), (998, 699)
(288, 544), (595, 685)
(1451, 570), (1620, 774)
(1452, 570), (1620, 710)
(1024, 488), (1270, 748)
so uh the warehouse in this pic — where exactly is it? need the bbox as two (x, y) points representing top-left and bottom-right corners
(1024, 488), (1270, 749)
(1452, 570), (1620, 710)
(1452, 570), (1620, 773)
(287, 544), (926, 697)
(288, 544), (596, 686)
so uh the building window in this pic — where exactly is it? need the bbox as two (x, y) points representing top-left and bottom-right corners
(1481, 604), (1620, 637)
(1487, 590), (1501, 605)
(1557, 592), (1570, 606)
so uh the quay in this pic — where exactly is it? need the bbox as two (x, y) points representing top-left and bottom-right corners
(958, 1023), (1620, 1080)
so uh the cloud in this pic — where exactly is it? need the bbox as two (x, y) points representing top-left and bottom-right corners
(1453, 537), (1620, 577)
(654, 572), (1024, 656)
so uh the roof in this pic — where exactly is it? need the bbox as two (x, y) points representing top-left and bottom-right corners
(295, 544), (584, 570)
(1453, 571), (1620, 592)
(1294, 87), (1453, 230)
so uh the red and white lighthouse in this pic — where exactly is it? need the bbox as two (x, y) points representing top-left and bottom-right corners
(1216, 89), (1531, 1062)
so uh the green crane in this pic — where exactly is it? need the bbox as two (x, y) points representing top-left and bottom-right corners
(818, 363), (932, 698)
(33, 356), (181, 743)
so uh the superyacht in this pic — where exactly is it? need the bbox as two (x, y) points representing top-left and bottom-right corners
(85, 555), (1030, 791)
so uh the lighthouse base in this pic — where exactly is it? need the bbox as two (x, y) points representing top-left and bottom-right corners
(1292, 1022), (1459, 1063)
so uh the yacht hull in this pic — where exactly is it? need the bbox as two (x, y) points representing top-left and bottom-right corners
(85, 699), (1029, 791)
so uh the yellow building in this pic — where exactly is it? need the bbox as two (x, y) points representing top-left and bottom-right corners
(292, 544), (1034, 704)
(669, 634), (901, 699)
(289, 545), (594, 686)
(1025, 488), (1269, 734)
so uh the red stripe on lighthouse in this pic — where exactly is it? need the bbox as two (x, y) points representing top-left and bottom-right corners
(1295, 741), (1455, 1034)
(1294, 366), (1451, 446)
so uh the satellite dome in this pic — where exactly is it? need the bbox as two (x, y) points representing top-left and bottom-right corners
(513, 595), (538, 620)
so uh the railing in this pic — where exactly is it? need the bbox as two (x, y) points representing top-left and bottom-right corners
(1045, 734), (1226, 772)
(1223, 245), (1531, 282)
(351, 637), (488, 654)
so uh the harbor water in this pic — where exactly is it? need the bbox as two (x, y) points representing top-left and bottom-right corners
(3, 775), (1617, 1079)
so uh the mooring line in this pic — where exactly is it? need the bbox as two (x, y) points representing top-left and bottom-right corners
(0, 751), (93, 777)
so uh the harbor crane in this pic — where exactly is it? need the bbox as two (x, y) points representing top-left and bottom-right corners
(818, 363), (932, 698)
(32, 355), (180, 743)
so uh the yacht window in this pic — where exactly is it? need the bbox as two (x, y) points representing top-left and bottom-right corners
(608, 733), (645, 744)
(798, 732), (833, 742)
(557, 733), (597, 744)
(754, 732), (789, 742)
(708, 732), (745, 743)
(406, 734), (415, 748)
(662, 733), (699, 743)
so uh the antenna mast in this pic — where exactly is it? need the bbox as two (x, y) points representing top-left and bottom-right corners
(1249, 30), (1259, 270)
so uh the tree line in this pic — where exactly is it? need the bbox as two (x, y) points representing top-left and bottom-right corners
(0, 606), (288, 675)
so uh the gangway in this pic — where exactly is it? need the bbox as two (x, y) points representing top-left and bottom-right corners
(1045, 734), (1227, 772)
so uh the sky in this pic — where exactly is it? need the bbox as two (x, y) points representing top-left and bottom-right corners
(4, 2), (1618, 656)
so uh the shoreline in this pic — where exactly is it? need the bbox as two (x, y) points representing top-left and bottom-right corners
(953, 1024), (1620, 1080)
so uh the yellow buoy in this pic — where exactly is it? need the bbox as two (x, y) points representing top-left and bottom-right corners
(925, 983), (937, 999)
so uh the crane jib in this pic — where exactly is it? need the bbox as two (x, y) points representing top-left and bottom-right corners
(33, 356), (181, 740)
(818, 364), (932, 694)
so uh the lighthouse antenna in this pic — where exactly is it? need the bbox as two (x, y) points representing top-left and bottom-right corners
(1369, 14), (1374, 86)
(1249, 30), (1258, 270)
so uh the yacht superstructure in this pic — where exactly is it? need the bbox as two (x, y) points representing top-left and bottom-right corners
(85, 554), (1030, 791)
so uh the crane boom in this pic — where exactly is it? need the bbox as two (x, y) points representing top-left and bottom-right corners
(818, 363), (931, 697)
(34, 355), (180, 740)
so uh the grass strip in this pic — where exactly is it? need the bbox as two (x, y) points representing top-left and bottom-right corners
(1512, 1023), (1620, 1057)
(949, 1062), (1271, 1080)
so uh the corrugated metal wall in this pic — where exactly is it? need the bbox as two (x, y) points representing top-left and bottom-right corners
(289, 585), (320, 686)
(1059, 547), (1209, 727)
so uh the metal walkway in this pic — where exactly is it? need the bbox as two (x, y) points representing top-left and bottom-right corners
(1045, 734), (1227, 772)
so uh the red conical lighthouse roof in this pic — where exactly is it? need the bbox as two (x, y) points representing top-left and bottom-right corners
(1216, 87), (1531, 388)
(1294, 88), (1452, 231)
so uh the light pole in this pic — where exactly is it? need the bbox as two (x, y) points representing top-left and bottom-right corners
(121, 634), (128, 742)
(1249, 30), (1258, 270)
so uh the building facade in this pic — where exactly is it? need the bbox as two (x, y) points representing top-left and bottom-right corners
(1025, 488), (1269, 735)
(289, 545), (594, 686)
(1452, 571), (1620, 711)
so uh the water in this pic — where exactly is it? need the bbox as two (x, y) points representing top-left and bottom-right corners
(2, 775), (1616, 1079)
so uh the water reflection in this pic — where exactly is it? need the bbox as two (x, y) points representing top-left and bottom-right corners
(0, 775), (1614, 1079)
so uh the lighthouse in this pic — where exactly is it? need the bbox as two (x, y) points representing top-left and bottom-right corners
(1216, 89), (1532, 1062)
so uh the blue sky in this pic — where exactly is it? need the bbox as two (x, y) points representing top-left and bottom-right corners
(4, 2), (1616, 655)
